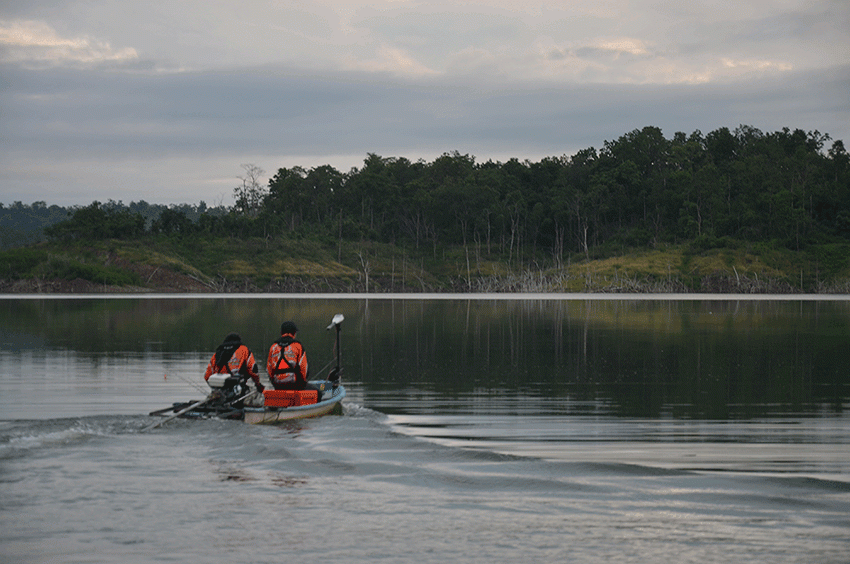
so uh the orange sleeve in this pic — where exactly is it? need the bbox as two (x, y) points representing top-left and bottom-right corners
(203, 354), (216, 381)
(297, 343), (308, 382)
(267, 343), (279, 377)
(244, 349), (260, 385)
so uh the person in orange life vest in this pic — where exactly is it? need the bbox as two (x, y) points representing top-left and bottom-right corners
(204, 332), (264, 393)
(266, 321), (322, 401)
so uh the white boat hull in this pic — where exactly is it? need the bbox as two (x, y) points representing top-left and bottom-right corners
(243, 385), (345, 424)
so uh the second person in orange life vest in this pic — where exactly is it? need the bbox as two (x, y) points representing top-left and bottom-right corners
(204, 332), (264, 393)
(267, 321), (322, 401)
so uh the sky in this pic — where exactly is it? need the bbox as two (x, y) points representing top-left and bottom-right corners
(1, 0), (848, 207)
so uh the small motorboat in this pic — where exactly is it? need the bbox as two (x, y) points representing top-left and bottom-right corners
(244, 381), (345, 424)
(146, 314), (346, 430)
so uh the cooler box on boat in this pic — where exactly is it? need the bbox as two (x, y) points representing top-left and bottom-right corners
(263, 389), (318, 407)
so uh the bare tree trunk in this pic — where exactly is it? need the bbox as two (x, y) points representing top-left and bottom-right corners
(358, 250), (371, 293)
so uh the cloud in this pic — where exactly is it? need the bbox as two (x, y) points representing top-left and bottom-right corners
(721, 57), (793, 72)
(4, 0), (845, 81)
(3, 60), (846, 167)
(345, 43), (438, 76)
(0, 1), (847, 206)
(0, 20), (138, 68)
(594, 38), (650, 58)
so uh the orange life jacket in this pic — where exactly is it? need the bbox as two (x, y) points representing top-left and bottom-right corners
(204, 344), (259, 384)
(267, 335), (308, 387)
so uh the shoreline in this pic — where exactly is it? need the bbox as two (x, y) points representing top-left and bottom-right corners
(3, 290), (848, 300)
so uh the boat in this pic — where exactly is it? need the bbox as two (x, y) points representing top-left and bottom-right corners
(244, 382), (345, 424)
(146, 314), (346, 430)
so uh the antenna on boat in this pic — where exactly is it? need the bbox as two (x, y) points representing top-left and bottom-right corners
(326, 314), (344, 386)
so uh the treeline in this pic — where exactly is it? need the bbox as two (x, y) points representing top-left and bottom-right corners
(0, 200), (228, 249)
(0, 201), (68, 248)
(41, 200), (230, 241)
(13, 125), (850, 262)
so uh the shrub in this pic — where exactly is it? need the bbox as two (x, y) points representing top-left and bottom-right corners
(0, 248), (49, 279)
(41, 255), (140, 286)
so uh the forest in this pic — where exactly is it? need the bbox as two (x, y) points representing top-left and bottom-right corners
(2, 125), (849, 292)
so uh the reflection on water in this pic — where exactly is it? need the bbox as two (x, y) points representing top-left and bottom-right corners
(1, 295), (848, 420)
(351, 297), (849, 419)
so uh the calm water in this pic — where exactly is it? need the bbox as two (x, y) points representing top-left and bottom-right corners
(1, 295), (849, 563)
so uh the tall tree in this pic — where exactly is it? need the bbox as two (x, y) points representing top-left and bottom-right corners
(233, 164), (267, 218)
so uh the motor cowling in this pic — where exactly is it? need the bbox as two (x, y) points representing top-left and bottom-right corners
(225, 378), (247, 401)
(207, 373), (248, 402)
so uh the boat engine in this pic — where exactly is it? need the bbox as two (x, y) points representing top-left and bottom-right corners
(206, 373), (250, 404)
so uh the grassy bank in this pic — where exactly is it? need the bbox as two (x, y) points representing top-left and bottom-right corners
(1, 236), (849, 294)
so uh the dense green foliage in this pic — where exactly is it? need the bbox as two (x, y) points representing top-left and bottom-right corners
(37, 126), (850, 256)
(252, 125), (849, 259)
(3, 125), (848, 292)
(0, 201), (68, 248)
(0, 247), (50, 278)
(0, 246), (140, 286)
(1, 200), (229, 250)
(43, 201), (146, 240)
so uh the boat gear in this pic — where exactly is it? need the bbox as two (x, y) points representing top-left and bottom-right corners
(263, 388), (318, 407)
(328, 367), (341, 382)
(213, 374), (252, 407)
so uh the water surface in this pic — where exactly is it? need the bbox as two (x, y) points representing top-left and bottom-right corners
(1, 295), (848, 563)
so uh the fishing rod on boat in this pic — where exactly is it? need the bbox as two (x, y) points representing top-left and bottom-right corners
(309, 357), (335, 379)
(293, 314), (343, 383)
(170, 370), (208, 394)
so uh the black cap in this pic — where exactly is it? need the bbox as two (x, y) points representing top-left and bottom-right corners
(224, 332), (241, 342)
(280, 321), (298, 334)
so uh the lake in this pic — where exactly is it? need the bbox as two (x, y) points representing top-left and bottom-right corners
(1, 294), (848, 563)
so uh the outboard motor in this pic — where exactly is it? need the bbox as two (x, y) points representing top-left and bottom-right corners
(206, 373), (250, 405)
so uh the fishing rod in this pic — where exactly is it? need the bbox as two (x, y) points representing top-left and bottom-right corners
(170, 370), (208, 394)
(292, 314), (344, 381)
(310, 357), (336, 379)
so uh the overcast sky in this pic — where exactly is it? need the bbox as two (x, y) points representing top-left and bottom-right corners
(1, 0), (848, 207)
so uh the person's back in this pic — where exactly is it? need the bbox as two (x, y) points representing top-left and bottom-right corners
(267, 321), (322, 401)
(266, 321), (308, 389)
(205, 332), (264, 391)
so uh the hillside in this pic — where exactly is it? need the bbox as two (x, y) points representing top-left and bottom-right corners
(3, 125), (848, 294)
(2, 236), (848, 294)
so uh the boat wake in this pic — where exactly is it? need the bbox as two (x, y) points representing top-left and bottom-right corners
(0, 416), (143, 458)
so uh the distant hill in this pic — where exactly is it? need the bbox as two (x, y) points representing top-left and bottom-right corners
(3, 125), (848, 293)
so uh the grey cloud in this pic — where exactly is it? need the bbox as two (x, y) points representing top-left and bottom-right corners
(4, 62), (849, 157)
(2, 61), (848, 205)
(572, 46), (655, 61)
(2, 0), (847, 206)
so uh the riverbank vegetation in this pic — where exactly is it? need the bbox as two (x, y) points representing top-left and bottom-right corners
(2, 125), (848, 293)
